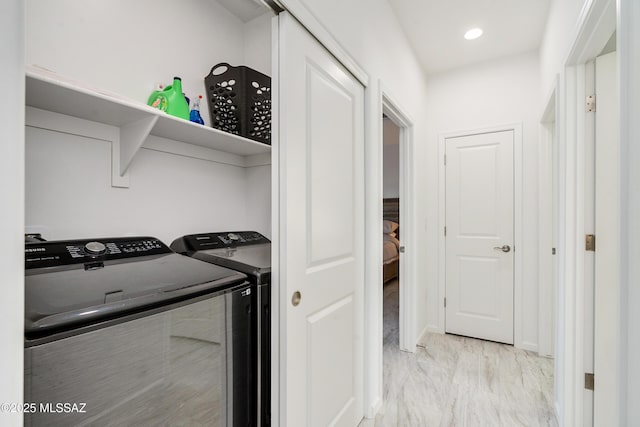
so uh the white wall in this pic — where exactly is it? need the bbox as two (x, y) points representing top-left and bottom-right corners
(539, 0), (588, 94)
(424, 51), (542, 350)
(25, 0), (273, 129)
(24, 0), (272, 243)
(25, 0), (238, 127)
(244, 13), (273, 77)
(382, 119), (399, 198)
(24, 127), (272, 243)
(240, 13), (272, 240)
(246, 165), (272, 239)
(0, 0), (25, 423)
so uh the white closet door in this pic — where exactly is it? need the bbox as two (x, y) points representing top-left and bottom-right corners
(276, 11), (364, 427)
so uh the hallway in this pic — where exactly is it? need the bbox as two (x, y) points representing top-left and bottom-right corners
(361, 280), (557, 426)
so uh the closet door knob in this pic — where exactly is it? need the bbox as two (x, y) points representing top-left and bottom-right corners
(292, 291), (301, 307)
(493, 245), (511, 253)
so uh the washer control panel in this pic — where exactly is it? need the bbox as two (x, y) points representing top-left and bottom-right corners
(176, 231), (270, 252)
(83, 241), (107, 256)
(26, 237), (170, 269)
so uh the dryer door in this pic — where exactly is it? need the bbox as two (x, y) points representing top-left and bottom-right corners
(25, 287), (253, 427)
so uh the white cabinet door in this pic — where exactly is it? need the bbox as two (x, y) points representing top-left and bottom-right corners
(276, 12), (364, 427)
(445, 130), (514, 344)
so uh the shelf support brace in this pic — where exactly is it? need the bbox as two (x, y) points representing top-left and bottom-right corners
(119, 115), (159, 177)
(111, 135), (130, 188)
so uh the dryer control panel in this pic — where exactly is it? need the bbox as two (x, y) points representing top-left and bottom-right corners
(172, 231), (270, 253)
(25, 237), (171, 269)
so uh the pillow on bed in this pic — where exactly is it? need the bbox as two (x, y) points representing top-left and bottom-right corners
(383, 233), (400, 248)
(383, 220), (399, 234)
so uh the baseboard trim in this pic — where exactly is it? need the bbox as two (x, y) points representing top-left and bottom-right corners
(365, 396), (382, 419)
(416, 324), (432, 345)
(519, 340), (539, 353)
(426, 324), (444, 334)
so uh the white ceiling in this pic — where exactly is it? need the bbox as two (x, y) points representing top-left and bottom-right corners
(387, 0), (552, 74)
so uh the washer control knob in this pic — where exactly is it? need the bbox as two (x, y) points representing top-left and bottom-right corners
(84, 241), (107, 256)
(228, 233), (240, 241)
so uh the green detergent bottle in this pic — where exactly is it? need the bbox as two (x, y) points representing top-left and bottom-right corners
(147, 77), (189, 120)
(147, 83), (165, 109)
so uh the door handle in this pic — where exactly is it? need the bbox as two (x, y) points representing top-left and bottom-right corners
(291, 291), (301, 307)
(493, 245), (511, 253)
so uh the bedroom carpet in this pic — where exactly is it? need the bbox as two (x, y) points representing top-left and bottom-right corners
(359, 279), (557, 427)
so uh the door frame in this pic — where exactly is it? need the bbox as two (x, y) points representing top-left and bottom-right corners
(437, 123), (525, 348)
(362, 81), (416, 418)
(593, 50), (619, 425)
(538, 76), (560, 359)
(382, 88), (416, 354)
(554, 0), (616, 425)
(269, 0), (368, 87)
(1, 0), (25, 419)
(618, 0), (640, 422)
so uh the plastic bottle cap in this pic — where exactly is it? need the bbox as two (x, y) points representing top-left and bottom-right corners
(173, 76), (181, 81)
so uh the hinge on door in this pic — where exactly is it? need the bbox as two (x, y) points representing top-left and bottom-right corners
(444, 154), (446, 165)
(585, 373), (595, 390)
(444, 226), (447, 236)
(586, 95), (596, 112)
(586, 234), (596, 251)
(444, 297), (446, 308)
(552, 247), (557, 255)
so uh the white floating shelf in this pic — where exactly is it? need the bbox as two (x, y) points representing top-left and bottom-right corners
(25, 69), (271, 183)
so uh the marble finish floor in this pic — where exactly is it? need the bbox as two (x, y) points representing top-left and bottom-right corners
(360, 279), (557, 427)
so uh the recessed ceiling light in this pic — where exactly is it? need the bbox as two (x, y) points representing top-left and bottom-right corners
(464, 28), (483, 40)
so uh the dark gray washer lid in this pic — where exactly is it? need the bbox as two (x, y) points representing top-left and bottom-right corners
(194, 243), (271, 277)
(25, 253), (246, 335)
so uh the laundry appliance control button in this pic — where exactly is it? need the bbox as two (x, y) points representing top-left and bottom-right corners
(84, 241), (107, 256)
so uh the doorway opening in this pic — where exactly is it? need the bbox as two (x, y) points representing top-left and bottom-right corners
(539, 79), (562, 423)
(363, 88), (416, 418)
(381, 116), (401, 353)
(381, 94), (415, 354)
(539, 78), (559, 360)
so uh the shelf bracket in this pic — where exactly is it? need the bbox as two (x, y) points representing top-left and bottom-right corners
(119, 115), (159, 177)
(111, 137), (130, 188)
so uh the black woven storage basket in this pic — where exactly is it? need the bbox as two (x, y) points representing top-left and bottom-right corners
(204, 63), (271, 145)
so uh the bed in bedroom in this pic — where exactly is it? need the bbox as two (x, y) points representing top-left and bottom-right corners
(383, 198), (400, 283)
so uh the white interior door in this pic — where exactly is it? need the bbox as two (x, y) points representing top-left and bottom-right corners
(445, 130), (514, 344)
(593, 50), (620, 425)
(277, 12), (364, 427)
